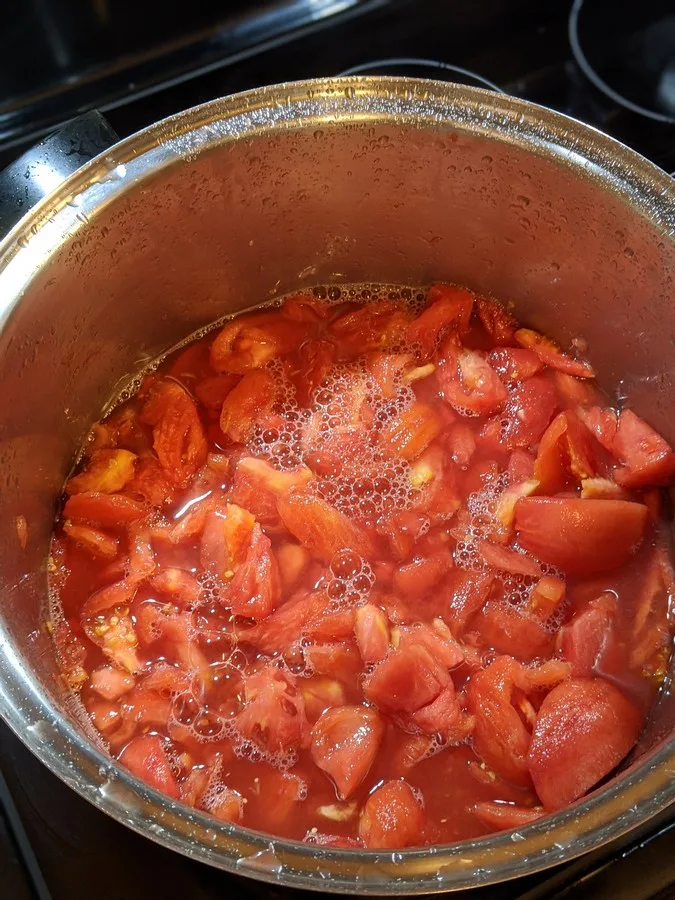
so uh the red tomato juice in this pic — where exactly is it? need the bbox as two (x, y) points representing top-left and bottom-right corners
(48, 282), (675, 848)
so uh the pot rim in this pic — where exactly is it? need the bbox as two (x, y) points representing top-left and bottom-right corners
(0, 76), (673, 893)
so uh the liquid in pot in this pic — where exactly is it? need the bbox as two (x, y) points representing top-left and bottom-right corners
(47, 283), (675, 848)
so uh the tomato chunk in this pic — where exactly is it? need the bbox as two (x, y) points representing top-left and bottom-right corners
(118, 734), (179, 799)
(515, 498), (648, 575)
(612, 409), (675, 488)
(514, 328), (594, 378)
(140, 381), (207, 489)
(311, 706), (384, 799)
(277, 491), (376, 562)
(437, 342), (508, 416)
(359, 780), (425, 849)
(235, 668), (308, 752)
(476, 296), (516, 345)
(219, 369), (276, 444)
(528, 678), (642, 810)
(407, 283), (474, 356)
(228, 524), (281, 621)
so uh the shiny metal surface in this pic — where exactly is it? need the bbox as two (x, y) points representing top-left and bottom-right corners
(0, 78), (673, 893)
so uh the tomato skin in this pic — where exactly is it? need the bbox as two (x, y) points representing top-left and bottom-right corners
(473, 801), (543, 832)
(515, 498), (648, 575)
(528, 678), (642, 810)
(219, 369), (277, 444)
(118, 734), (179, 799)
(311, 705), (385, 799)
(358, 780), (425, 849)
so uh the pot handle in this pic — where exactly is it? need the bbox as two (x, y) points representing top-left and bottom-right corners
(0, 110), (119, 238)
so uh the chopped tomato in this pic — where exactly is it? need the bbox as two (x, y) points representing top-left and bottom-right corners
(276, 542), (311, 592)
(358, 780), (425, 849)
(210, 309), (301, 373)
(446, 423), (476, 467)
(118, 735), (179, 799)
(49, 283), (675, 846)
(514, 328), (595, 378)
(302, 677), (347, 722)
(473, 801), (543, 831)
(407, 283), (474, 356)
(611, 409), (675, 488)
(206, 787), (244, 824)
(231, 457), (313, 525)
(533, 410), (597, 492)
(140, 381), (207, 489)
(194, 373), (240, 410)
(90, 666), (135, 701)
(528, 678), (642, 810)
(354, 604), (390, 664)
(125, 457), (175, 507)
(515, 498), (648, 574)
(364, 642), (450, 723)
(366, 352), (414, 398)
(393, 551), (453, 598)
(280, 293), (329, 322)
(150, 568), (201, 606)
(478, 542), (541, 577)
(311, 705), (384, 799)
(476, 296), (516, 345)
(63, 521), (119, 559)
(294, 339), (336, 406)
(630, 547), (674, 681)
(235, 667), (307, 752)
(446, 569), (494, 634)
(199, 503), (255, 579)
(493, 375), (558, 450)
(63, 491), (147, 527)
(488, 348), (543, 383)
(437, 341), (508, 416)
(472, 601), (553, 662)
(576, 405), (617, 451)
(557, 592), (619, 677)
(330, 301), (410, 358)
(219, 369), (276, 443)
(379, 402), (442, 461)
(228, 524), (280, 620)
(467, 655), (564, 787)
(66, 449), (137, 495)
(277, 491), (377, 562)
(508, 449), (536, 482)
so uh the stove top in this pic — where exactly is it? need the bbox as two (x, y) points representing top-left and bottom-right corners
(1, 1), (674, 897)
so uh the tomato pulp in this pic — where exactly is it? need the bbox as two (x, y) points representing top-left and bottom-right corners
(48, 282), (675, 849)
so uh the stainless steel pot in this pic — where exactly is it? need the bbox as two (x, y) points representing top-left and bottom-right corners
(0, 78), (673, 894)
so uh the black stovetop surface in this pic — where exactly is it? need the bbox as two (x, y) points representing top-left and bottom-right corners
(1, 1), (674, 897)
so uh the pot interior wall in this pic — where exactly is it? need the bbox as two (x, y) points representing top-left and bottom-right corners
(0, 118), (673, 759)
